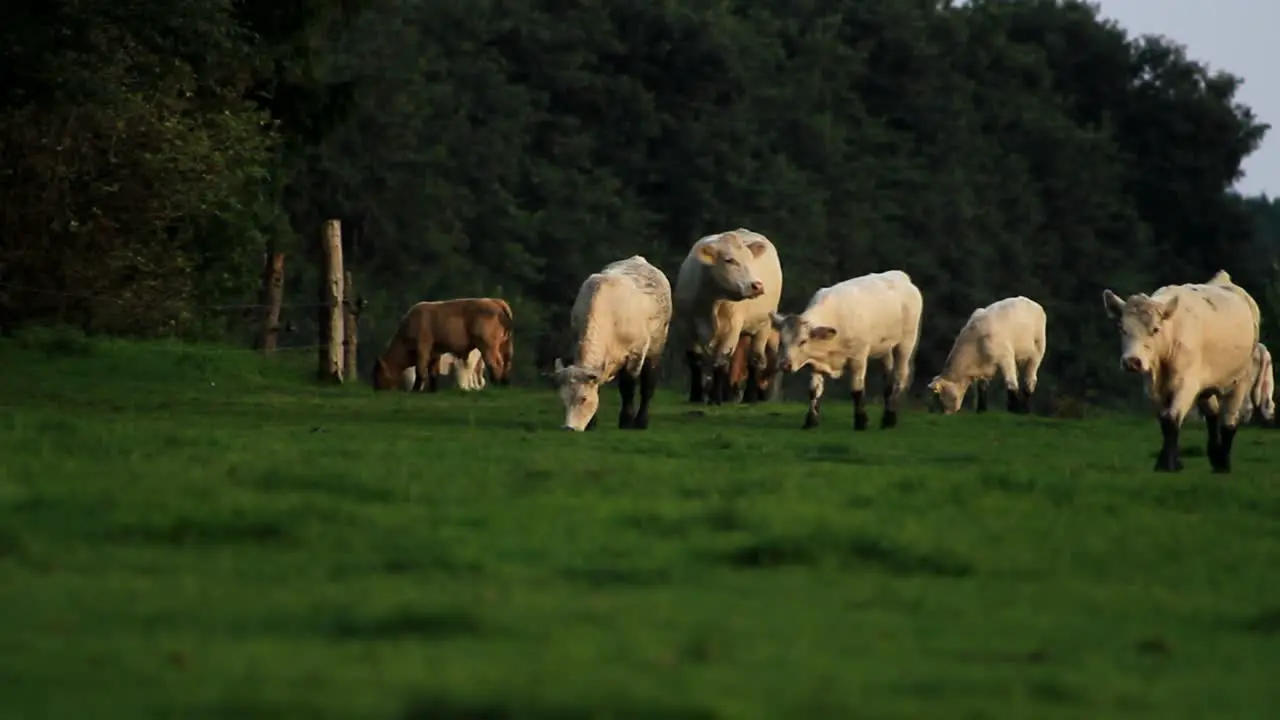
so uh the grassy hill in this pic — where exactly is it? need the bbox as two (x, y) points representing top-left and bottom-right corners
(1, 328), (1278, 719)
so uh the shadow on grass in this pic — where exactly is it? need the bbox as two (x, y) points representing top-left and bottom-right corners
(104, 514), (292, 546)
(329, 608), (485, 641)
(558, 565), (674, 588)
(625, 503), (749, 538)
(721, 530), (973, 578)
(401, 696), (718, 720)
(1237, 606), (1280, 635)
(246, 467), (398, 504)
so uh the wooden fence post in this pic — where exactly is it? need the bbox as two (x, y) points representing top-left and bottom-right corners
(343, 270), (359, 381)
(256, 252), (285, 354)
(318, 219), (345, 383)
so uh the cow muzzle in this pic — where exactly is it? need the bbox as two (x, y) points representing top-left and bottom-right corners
(746, 280), (765, 298)
(779, 360), (793, 373)
(561, 425), (583, 432)
(1121, 356), (1145, 373)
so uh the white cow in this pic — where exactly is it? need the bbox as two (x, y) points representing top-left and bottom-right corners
(551, 255), (673, 431)
(1102, 270), (1261, 473)
(1240, 342), (1275, 424)
(399, 349), (487, 392)
(770, 270), (923, 431)
(673, 228), (783, 405)
(927, 296), (1047, 415)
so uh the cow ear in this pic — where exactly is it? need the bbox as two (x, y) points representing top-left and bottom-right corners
(1102, 289), (1125, 320)
(696, 243), (717, 265)
(810, 326), (837, 341)
(746, 240), (769, 258)
(927, 377), (941, 393)
(1158, 295), (1179, 320)
(553, 358), (564, 372)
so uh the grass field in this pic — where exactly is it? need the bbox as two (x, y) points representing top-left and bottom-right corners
(2, 329), (1279, 719)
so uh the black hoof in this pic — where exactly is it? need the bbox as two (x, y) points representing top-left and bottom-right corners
(1208, 450), (1230, 473)
(881, 410), (898, 429)
(630, 413), (650, 430)
(1006, 389), (1020, 413)
(1153, 455), (1182, 472)
(802, 413), (819, 430)
(854, 412), (869, 431)
(618, 412), (634, 429)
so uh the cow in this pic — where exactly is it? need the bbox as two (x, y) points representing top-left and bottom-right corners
(727, 328), (781, 403)
(400, 348), (488, 392)
(371, 298), (514, 391)
(673, 228), (783, 405)
(1240, 342), (1275, 426)
(770, 270), (923, 431)
(551, 255), (673, 431)
(1101, 270), (1261, 473)
(927, 296), (1047, 415)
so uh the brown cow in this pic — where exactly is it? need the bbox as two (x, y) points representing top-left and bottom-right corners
(727, 329), (781, 403)
(372, 298), (514, 391)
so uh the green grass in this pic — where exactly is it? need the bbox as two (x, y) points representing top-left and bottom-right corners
(2, 329), (1279, 719)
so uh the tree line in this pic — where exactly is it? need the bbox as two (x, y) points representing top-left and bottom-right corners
(1, 0), (1277, 407)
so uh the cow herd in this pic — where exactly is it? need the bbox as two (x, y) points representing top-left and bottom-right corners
(371, 227), (1277, 474)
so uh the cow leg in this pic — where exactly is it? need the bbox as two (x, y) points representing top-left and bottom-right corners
(1155, 386), (1199, 472)
(1196, 392), (1224, 471)
(848, 355), (870, 431)
(975, 379), (989, 413)
(632, 359), (657, 430)
(618, 370), (638, 429)
(686, 350), (704, 403)
(498, 335), (513, 386)
(803, 372), (825, 429)
(698, 352), (722, 406)
(478, 346), (501, 389)
(425, 355), (441, 393)
(882, 345), (912, 429)
(413, 349), (434, 393)
(1213, 382), (1251, 473)
(1020, 349), (1043, 413)
(708, 351), (735, 406)
(741, 363), (760, 404)
(999, 353), (1024, 413)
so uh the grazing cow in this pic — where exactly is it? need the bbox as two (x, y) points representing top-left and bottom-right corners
(400, 349), (488, 392)
(1240, 342), (1275, 425)
(727, 329), (781, 403)
(372, 298), (514, 391)
(1101, 270), (1261, 472)
(673, 228), (783, 405)
(551, 255), (673, 431)
(927, 296), (1047, 415)
(770, 270), (923, 431)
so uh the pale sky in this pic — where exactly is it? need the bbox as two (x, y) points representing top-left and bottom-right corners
(1094, 0), (1276, 196)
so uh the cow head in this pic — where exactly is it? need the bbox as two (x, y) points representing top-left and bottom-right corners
(551, 358), (604, 431)
(696, 231), (769, 301)
(927, 376), (967, 414)
(1102, 289), (1179, 375)
(770, 312), (837, 374)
